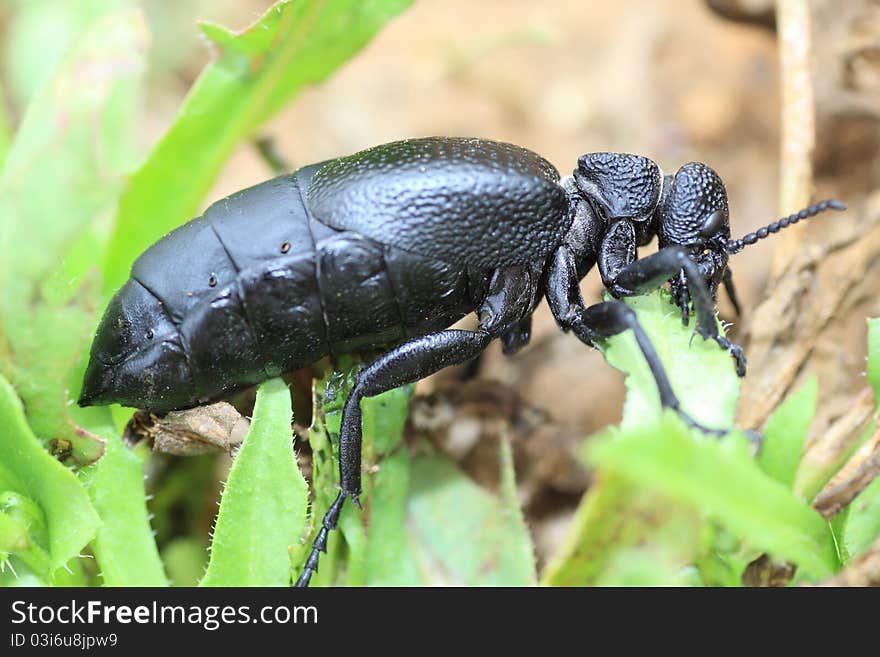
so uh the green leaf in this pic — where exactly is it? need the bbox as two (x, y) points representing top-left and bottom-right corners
(0, 9), (147, 463)
(362, 449), (420, 586)
(80, 426), (167, 586)
(843, 475), (880, 559)
(2, 0), (132, 108)
(0, 85), (10, 169)
(599, 291), (740, 430)
(541, 472), (702, 586)
(0, 512), (31, 556)
(0, 7), (146, 292)
(0, 375), (100, 572)
(497, 437), (537, 578)
(0, 491), (51, 577)
(104, 0), (414, 294)
(867, 318), (880, 404)
(404, 453), (537, 586)
(201, 378), (308, 586)
(759, 376), (817, 490)
(586, 414), (839, 580)
(595, 548), (701, 587)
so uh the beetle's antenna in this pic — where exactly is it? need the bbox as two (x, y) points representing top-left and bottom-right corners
(725, 199), (846, 254)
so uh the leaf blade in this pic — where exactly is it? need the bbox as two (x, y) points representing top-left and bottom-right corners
(0, 375), (100, 571)
(201, 378), (308, 587)
(80, 428), (167, 586)
(404, 454), (537, 586)
(759, 376), (818, 489)
(867, 318), (880, 403)
(586, 414), (839, 580)
(599, 292), (740, 430)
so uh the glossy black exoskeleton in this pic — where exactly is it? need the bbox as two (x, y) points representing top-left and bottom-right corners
(78, 137), (844, 585)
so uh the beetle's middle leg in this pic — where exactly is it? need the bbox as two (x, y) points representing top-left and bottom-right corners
(296, 266), (533, 587)
(547, 245), (723, 435)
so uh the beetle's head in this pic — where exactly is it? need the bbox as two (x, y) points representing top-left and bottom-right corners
(656, 162), (731, 317)
(78, 279), (195, 413)
(657, 161), (847, 321)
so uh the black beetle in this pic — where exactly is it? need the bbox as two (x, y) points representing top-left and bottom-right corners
(78, 136), (843, 586)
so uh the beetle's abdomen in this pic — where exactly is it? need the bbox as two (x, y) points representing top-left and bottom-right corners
(304, 137), (569, 269)
(128, 176), (327, 403)
(126, 172), (474, 409)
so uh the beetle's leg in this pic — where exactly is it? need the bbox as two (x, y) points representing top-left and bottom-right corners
(296, 491), (346, 588)
(500, 314), (533, 355)
(722, 267), (742, 318)
(601, 242), (746, 377)
(295, 329), (492, 588)
(547, 246), (724, 436)
(296, 266), (532, 587)
(580, 301), (725, 436)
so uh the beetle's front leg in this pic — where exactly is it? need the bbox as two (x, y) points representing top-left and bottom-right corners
(602, 243), (746, 377)
(547, 246), (724, 436)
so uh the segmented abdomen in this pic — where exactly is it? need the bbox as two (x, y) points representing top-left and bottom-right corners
(130, 172), (474, 405)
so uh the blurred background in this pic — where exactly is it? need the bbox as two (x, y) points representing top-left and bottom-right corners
(3, 0), (878, 570)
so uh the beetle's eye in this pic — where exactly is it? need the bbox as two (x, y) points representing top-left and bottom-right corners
(699, 210), (726, 237)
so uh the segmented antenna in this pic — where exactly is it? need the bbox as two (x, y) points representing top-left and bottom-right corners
(725, 199), (847, 254)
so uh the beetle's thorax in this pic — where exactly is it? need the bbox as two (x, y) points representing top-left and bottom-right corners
(559, 177), (601, 267)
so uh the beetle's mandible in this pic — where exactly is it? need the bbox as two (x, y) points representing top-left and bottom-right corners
(78, 136), (845, 586)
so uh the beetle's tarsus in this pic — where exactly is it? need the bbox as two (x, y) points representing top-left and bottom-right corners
(295, 491), (346, 587)
(722, 267), (742, 318)
(714, 335), (747, 377)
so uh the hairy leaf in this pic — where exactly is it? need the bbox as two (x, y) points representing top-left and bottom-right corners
(201, 378), (308, 586)
(586, 414), (839, 580)
(80, 429), (167, 586)
(599, 292), (740, 430)
(842, 475), (880, 559)
(867, 318), (880, 404)
(0, 375), (99, 573)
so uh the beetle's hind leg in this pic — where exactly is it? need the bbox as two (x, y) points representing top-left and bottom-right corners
(295, 491), (346, 587)
(295, 267), (533, 587)
(295, 266), (534, 587)
(295, 329), (494, 587)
